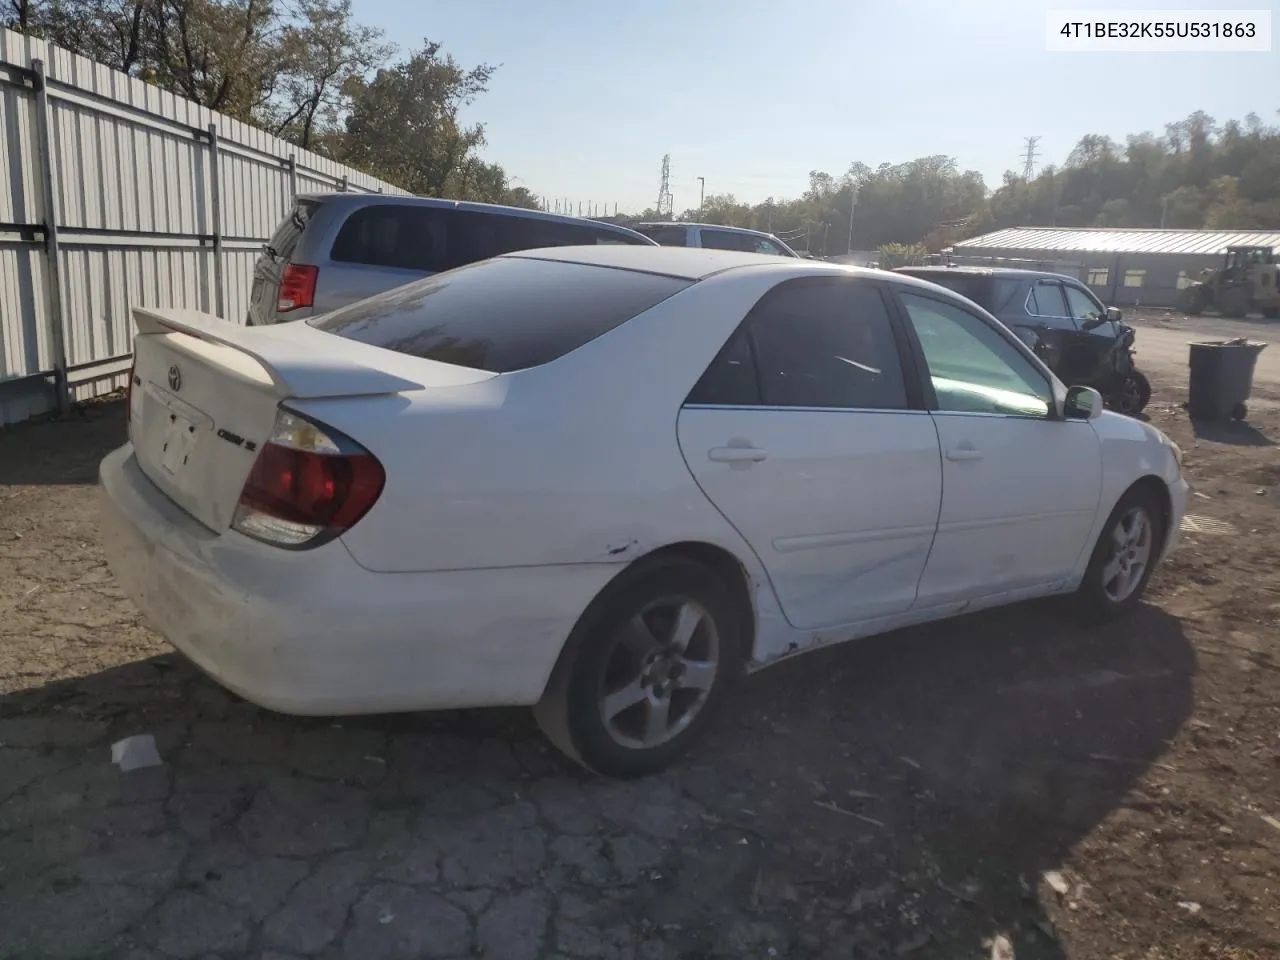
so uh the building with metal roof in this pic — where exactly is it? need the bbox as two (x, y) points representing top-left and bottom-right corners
(944, 227), (1280, 308)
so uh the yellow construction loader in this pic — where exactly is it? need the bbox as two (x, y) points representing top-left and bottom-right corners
(1178, 245), (1280, 319)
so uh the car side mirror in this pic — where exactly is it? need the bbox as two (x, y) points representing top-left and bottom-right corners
(1063, 385), (1104, 420)
(1106, 306), (1122, 322)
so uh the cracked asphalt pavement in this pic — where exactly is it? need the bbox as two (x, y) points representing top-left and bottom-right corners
(2, 386), (1275, 960)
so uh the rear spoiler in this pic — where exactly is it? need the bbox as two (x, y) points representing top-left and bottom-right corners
(132, 306), (424, 399)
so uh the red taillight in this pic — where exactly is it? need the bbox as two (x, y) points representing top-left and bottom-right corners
(232, 410), (384, 549)
(277, 263), (318, 313)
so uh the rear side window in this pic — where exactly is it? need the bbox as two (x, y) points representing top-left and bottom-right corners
(330, 205), (649, 274)
(637, 225), (689, 246)
(330, 204), (448, 271)
(902, 271), (994, 308)
(687, 277), (908, 410)
(309, 257), (692, 373)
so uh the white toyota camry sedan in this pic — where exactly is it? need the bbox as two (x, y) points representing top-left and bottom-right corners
(100, 246), (1189, 778)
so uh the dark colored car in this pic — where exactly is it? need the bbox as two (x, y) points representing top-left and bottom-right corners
(895, 266), (1151, 416)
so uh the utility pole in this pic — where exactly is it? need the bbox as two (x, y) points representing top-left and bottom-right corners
(1160, 195), (1169, 229)
(847, 188), (857, 256)
(697, 177), (705, 218)
(1022, 136), (1041, 180)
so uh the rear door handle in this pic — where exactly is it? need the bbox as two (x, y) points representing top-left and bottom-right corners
(946, 444), (982, 462)
(709, 446), (768, 463)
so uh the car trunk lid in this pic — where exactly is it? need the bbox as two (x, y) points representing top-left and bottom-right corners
(127, 306), (483, 534)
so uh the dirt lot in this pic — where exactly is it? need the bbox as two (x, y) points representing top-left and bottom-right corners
(1, 315), (1278, 960)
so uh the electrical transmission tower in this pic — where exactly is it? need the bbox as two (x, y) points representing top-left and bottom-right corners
(1021, 136), (1041, 180)
(656, 154), (674, 219)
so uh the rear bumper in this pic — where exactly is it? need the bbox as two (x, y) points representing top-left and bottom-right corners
(99, 444), (616, 715)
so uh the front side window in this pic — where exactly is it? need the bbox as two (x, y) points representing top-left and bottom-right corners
(1062, 284), (1104, 322)
(754, 237), (789, 256)
(898, 291), (1052, 418)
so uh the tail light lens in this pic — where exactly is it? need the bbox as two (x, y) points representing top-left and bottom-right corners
(277, 263), (318, 313)
(232, 410), (385, 549)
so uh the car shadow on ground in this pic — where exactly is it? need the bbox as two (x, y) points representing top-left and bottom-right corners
(0, 398), (127, 486)
(0, 594), (1194, 959)
(1189, 415), (1275, 447)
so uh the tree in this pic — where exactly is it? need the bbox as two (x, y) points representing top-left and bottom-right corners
(268, 0), (391, 151)
(339, 39), (494, 196)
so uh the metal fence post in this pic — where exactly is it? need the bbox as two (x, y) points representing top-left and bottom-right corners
(31, 58), (70, 413)
(207, 123), (225, 318)
(287, 154), (298, 205)
(339, 175), (348, 193)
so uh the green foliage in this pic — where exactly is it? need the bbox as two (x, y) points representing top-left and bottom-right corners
(627, 110), (1280, 252)
(13, 0), (529, 204)
(875, 243), (930, 269)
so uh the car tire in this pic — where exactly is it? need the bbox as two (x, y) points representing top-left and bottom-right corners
(1075, 485), (1165, 624)
(534, 556), (746, 778)
(1112, 370), (1152, 417)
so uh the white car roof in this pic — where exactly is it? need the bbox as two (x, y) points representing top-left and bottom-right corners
(503, 244), (818, 280)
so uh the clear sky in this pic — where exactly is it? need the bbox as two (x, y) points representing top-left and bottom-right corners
(350, 0), (1279, 213)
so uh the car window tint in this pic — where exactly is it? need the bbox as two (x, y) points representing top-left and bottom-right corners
(900, 271), (994, 308)
(686, 329), (760, 406)
(637, 225), (689, 246)
(701, 229), (757, 253)
(1027, 282), (1068, 317)
(899, 292), (1052, 418)
(331, 206), (646, 273)
(1063, 284), (1103, 320)
(755, 238), (789, 256)
(747, 279), (908, 410)
(330, 204), (451, 272)
(989, 277), (1025, 312)
(309, 257), (691, 373)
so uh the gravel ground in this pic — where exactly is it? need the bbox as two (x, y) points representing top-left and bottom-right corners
(1, 315), (1278, 960)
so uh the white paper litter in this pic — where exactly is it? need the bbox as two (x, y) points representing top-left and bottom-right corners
(110, 734), (162, 771)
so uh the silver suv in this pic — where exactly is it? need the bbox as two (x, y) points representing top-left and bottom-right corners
(248, 195), (658, 325)
(632, 222), (800, 258)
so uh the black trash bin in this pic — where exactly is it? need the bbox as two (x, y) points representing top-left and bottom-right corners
(1187, 338), (1268, 421)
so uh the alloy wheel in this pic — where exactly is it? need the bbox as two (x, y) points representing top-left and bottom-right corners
(597, 597), (720, 750)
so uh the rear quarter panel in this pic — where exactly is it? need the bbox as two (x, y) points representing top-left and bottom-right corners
(299, 265), (809, 575)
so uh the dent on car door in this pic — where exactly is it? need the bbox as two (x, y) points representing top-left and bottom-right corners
(895, 289), (1102, 606)
(676, 276), (943, 631)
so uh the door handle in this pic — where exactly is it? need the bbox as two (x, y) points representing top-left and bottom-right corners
(708, 446), (768, 463)
(945, 444), (982, 462)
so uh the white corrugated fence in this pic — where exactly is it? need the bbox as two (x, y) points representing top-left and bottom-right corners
(0, 29), (406, 427)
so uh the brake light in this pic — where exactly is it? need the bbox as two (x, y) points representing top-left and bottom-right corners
(231, 410), (385, 549)
(277, 263), (318, 312)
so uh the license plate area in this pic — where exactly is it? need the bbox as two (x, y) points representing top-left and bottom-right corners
(144, 385), (211, 479)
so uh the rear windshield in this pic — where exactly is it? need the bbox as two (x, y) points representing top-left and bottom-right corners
(329, 204), (649, 274)
(308, 256), (693, 373)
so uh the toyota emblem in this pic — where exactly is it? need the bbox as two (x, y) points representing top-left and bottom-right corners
(167, 364), (182, 392)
